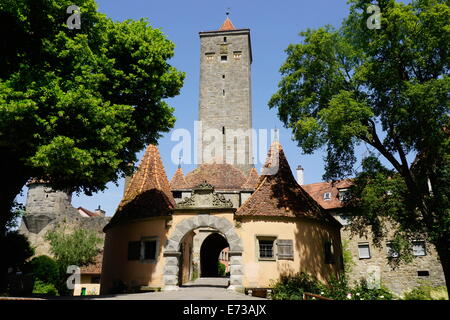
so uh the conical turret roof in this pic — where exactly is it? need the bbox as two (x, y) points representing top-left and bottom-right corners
(105, 145), (175, 230)
(219, 17), (236, 31)
(241, 167), (260, 190)
(170, 167), (189, 190)
(236, 141), (340, 226)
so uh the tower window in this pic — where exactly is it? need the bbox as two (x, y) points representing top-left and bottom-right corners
(233, 51), (242, 59)
(221, 55), (227, 62)
(224, 36), (227, 42)
(205, 53), (214, 62)
(223, 89), (225, 96)
(222, 127), (225, 135)
(222, 74), (225, 79)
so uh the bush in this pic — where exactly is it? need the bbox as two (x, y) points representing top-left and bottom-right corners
(25, 256), (60, 287)
(350, 279), (393, 300)
(218, 262), (226, 277)
(271, 272), (394, 300)
(271, 272), (322, 300)
(32, 279), (59, 296)
(403, 285), (448, 300)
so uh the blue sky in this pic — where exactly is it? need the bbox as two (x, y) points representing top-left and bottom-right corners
(16, 0), (388, 216)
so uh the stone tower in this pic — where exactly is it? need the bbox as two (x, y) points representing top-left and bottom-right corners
(197, 16), (253, 174)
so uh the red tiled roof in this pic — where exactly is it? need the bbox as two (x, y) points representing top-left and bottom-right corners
(302, 180), (352, 210)
(241, 167), (260, 190)
(184, 163), (247, 191)
(77, 207), (99, 217)
(219, 17), (236, 31)
(170, 167), (189, 190)
(106, 145), (175, 229)
(236, 141), (339, 226)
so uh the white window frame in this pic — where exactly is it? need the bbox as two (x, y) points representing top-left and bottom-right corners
(256, 235), (277, 261)
(412, 240), (426, 256)
(358, 243), (371, 259)
(323, 192), (332, 201)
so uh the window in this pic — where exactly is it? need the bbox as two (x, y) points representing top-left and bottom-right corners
(142, 239), (157, 261)
(233, 51), (242, 59)
(412, 241), (426, 256)
(418, 271), (429, 277)
(323, 192), (332, 201)
(172, 191), (182, 198)
(222, 126), (225, 135)
(338, 188), (349, 201)
(127, 237), (159, 263)
(223, 36), (227, 42)
(324, 241), (335, 264)
(257, 237), (276, 260)
(277, 239), (294, 260)
(358, 243), (371, 259)
(222, 74), (225, 79)
(205, 53), (214, 62)
(386, 242), (399, 258)
(223, 89), (225, 96)
(221, 55), (228, 62)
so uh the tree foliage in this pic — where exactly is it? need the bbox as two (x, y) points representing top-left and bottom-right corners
(45, 225), (102, 271)
(0, 0), (185, 233)
(269, 0), (449, 291)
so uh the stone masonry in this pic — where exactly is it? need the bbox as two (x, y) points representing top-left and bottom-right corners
(198, 28), (253, 173)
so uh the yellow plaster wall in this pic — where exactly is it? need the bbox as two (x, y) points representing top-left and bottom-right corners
(237, 217), (342, 288)
(100, 218), (168, 294)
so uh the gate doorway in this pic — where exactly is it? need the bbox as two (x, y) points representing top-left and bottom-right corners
(200, 233), (229, 277)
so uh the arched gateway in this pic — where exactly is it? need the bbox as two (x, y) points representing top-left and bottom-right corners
(163, 215), (243, 291)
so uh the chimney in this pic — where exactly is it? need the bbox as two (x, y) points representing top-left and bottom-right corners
(95, 205), (105, 217)
(296, 165), (304, 185)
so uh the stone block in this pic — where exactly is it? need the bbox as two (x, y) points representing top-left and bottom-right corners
(163, 265), (179, 276)
(170, 229), (185, 243)
(229, 275), (243, 286)
(225, 229), (239, 243)
(164, 239), (179, 251)
(164, 256), (178, 266)
(228, 239), (243, 252)
(197, 214), (210, 227)
(163, 275), (178, 286)
(229, 265), (244, 275)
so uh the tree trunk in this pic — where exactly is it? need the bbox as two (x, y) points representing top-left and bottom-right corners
(0, 160), (30, 293)
(434, 239), (450, 297)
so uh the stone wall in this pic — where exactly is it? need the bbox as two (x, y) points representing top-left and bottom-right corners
(20, 183), (110, 258)
(198, 30), (253, 173)
(341, 227), (446, 296)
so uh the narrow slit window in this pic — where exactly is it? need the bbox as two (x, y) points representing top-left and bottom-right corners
(222, 127), (225, 135)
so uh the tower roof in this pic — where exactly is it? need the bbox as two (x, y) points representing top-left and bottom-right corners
(235, 141), (340, 226)
(219, 17), (236, 31)
(241, 167), (260, 190)
(184, 163), (247, 191)
(105, 145), (175, 230)
(170, 167), (189, 190)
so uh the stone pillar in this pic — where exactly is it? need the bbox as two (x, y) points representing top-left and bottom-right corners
(163, 251), (181, 291)
(227, 251), (244, 291)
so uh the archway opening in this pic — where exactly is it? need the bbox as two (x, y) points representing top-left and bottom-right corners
(200, 232), (229, 277)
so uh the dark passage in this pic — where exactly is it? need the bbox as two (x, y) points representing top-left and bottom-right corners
(200, 233), (229, 277)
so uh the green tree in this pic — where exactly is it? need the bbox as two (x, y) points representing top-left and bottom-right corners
(269, 0), (449, 293)
(0, 0), (184, 236)
(46, 225), (102, 294)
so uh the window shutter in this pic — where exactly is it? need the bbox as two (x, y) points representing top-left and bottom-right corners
(277, 239), (294, 260)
